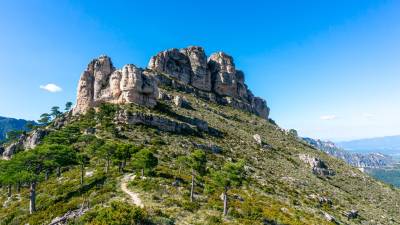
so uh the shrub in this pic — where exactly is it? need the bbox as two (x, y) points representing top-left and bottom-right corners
(80, 201), (150, 225)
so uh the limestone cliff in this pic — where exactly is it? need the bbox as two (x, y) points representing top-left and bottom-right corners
(74, 46), (269, 119)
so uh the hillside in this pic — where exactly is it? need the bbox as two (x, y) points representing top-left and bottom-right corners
(303, 137), (393, 168)
(0, 116), (34, 141)
(1, 46), (400, 225)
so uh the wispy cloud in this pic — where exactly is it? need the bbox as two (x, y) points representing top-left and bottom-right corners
(320, 115), (337, 120)
(40, 83), (62, 93)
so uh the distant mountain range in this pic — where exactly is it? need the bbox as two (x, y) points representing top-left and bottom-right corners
(303, 137), (393, 168)
(0, 116), (35, 141)
(337, 135), (400, 156)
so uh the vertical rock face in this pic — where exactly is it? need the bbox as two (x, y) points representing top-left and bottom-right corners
(118, 64), (158, 107)
(252, 97), (270, 119)
(208, 52), (240, 97)
(74, 71), (95, 115)
(207, 52), (269, 118)
(148, 48), (192, 84)
(73, 56), (159, 115)
(148, 46), (212, 92)
(181, 46), (211, 91)
(90, 55), (115, 101)
(74, 46), (269, 119)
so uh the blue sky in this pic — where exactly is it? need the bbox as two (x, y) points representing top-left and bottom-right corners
(0, 0), (399, 141)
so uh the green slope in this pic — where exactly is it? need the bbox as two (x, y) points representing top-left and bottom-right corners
(1, 88), (399, 225)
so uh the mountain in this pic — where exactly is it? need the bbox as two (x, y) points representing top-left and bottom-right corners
(303, 137), (393, 168)
(0, 116), (35, 141)
(337, 135), (400, 156)
(1, 46), (400, 225)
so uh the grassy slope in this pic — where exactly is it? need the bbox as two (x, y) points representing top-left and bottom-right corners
(1, 87), (400, 225)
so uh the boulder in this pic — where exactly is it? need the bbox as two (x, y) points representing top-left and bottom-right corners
(344, 210), (359, 219)
(323, 212), (339, 224)
(49, 207), (88, 225)
(173, 95), (190, 108)
(173, 95), (183, 107)
(253, 134), (262, 146)
(299, 154), (335, 176)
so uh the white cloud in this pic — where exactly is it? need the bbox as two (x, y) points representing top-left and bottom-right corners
(40, 83), (62, 93)
(320, 115), (337, 120)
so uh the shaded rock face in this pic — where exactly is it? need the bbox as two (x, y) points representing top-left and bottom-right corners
(73, 57), (158, 115)
(74, 46), (269, 119)
(148, 48), (193, 85)
(148, 46), (212, 91)
(148, 46), (269, 119)
(182, 46), (211, 91)
(208, 52), (245, 98)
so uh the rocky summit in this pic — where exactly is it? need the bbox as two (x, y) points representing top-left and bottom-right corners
(74, 46), (270, 119)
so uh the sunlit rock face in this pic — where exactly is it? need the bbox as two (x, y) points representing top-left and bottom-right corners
(74, 46), (269, 119)
(73, 56), (158, 115)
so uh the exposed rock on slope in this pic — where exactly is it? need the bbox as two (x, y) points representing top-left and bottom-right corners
(74, 46), (269, 119)
(2, 129), (48, 159)
(299, 154), (335, 176)
(303, 137), (392, 168)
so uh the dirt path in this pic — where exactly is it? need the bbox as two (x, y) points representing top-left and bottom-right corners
(121, 174), (144, 208)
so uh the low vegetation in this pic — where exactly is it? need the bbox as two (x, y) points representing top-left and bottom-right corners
(0, 92), (400, 225)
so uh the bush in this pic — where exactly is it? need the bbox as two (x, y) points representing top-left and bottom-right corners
(80, 201), (150, 225)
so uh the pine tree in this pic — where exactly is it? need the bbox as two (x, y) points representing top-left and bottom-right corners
(187, 150), (207, 202)
(210, 160), (246, 216)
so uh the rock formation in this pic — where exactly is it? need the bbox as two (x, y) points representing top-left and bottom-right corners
(73, 57), (158, 115)
(148, 46), (211, 91)
(74, 46), (269, 119)
(299, 154), (335, 176)
(23, 129), (48, 149)
(2, 129), (48, 159)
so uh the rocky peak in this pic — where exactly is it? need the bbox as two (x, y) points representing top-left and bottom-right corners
(74, 46), (270, 119)
(73, 56), (158, 115)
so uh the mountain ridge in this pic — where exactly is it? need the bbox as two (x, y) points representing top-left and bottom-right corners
(303, 137), (393, 168)
(337, 135), (400, 156)
(0, 116), (35, 141)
